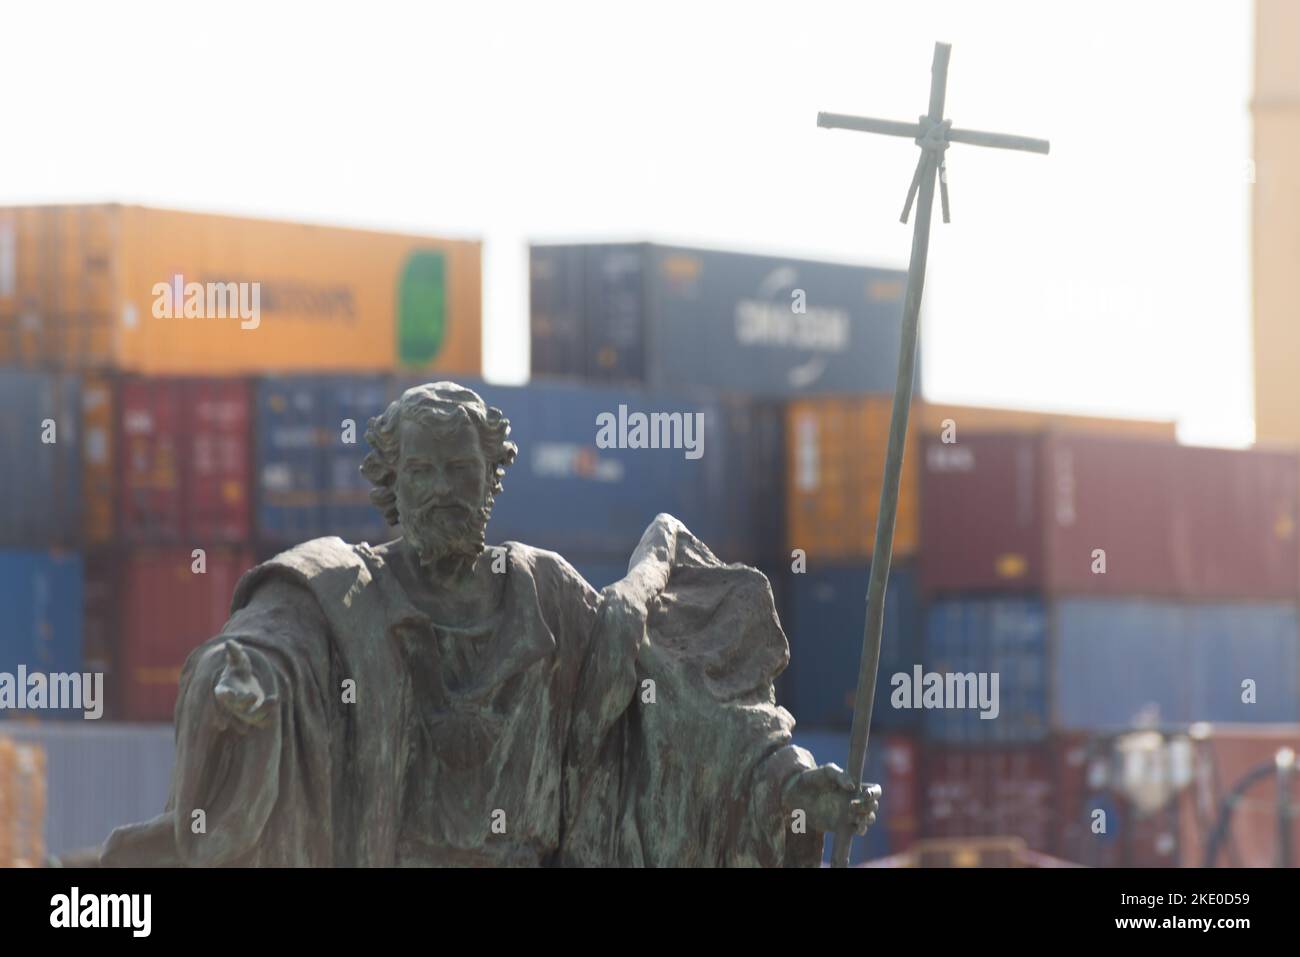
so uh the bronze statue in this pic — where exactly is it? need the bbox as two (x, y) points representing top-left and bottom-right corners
(101, 381), (877, 867)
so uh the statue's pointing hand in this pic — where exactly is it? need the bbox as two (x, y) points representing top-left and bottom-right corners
(213, 640), (277, 732)
(782, 764), (881, 837)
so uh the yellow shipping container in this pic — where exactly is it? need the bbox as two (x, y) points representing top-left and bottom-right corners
(0, 205), (482, 376)
(786, 397), (1177, 561)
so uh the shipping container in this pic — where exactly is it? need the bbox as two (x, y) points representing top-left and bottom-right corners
(920, 433), (1299, 599)
(787, 399), (1180, 563)
(529, 245), (590, 379)
(922, 596), (1299, 743)
(1054, 598), (1299, 729)
(1176, 724), (1300, 867)
(920, 745), (1056, 852)
(790, 730), (918, 864)
(914, 400), (1177, 440)
(0, 205), (482, 376)
(255, 375), (394, 546)
(115, 377), (253, 545)
(3, 723), (174, 858)
(529, 242), (909, 397)
(783, 564), (922, 732)
(81, 374), (114, 545)
(0, 551), (84, 721)
(923, 597), (1049, 744)
(786, 395), (920, 561)
(100, 547), (254, 722)
(0, 371), (81, 546)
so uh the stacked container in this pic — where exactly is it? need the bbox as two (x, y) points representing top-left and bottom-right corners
(917, 430), (1300, 858)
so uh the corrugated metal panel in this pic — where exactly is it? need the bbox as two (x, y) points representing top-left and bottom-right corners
(785, 396), (920, 561)
(0, 204), (483, 376)
(4, 723), (174, 857)
(1053, 598), (1300, 729)
(256, 375), (394, 547)
(790, 730), (917, 864)
(920, 745), (1056, 852)
(584, 244), (646, 382)
(0, 551), (84, 718)
(922, 597), (1049, 744)
(783, 565), (921, 731)
(529, 245), (587, 379)
(919, 433), (1044, 592)
(0, 206), (118, 369)
(1042, 435), (1299, 598)
(528, 243), (909, 397)
(115, 548), (254, 722)
(0, 371), (82, 546)
(81, 374), (115, 545)
(921, 433), (1300, 599)
(118, 377), (253, 545)
(645, 245), (908, 397)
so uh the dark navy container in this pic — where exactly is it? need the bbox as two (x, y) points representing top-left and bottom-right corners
(529, 245), (588, 379)
(0, 371), (82, 546)
(529, 243), (910, 397)
(0, 550), (84, 719)
(783, 564), (922, 732)
(256, 376), (394, 547)
(922, 597), (1050, 744)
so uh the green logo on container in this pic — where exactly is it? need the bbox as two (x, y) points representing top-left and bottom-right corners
(397, 249), (447, 365)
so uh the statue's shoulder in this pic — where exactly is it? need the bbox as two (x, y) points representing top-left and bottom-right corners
(500, 541), (599, 593)
(232, 536), (392, 614)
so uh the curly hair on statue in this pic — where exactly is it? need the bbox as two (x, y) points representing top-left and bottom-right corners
(360, 382), (518, 527)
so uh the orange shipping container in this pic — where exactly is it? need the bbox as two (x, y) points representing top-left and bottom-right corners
(786, 397), (1178, 561)
(0, 205), (482, 376)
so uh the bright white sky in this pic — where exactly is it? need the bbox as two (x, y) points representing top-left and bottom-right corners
(1, 0), (1254, 445)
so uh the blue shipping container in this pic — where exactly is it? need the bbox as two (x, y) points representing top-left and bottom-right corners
(922, 598), (1050, 744)
(0, 371), (81, 546)
(530, 243), (911, 398)
(4, 723), (174, 857)
(529, 245), (588, 379)
(783, 565), (922, 732)
(0, 550), (84, 719)
(1053, 598), (1300, 728)
(256, 376), (394, 547)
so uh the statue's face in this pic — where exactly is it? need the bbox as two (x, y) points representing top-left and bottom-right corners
(395, 415), (492, 566)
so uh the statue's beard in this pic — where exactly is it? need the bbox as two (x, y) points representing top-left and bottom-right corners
(401, 497), (492, 568)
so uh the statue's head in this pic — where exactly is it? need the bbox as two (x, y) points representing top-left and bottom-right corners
(361, 382), (518, 566)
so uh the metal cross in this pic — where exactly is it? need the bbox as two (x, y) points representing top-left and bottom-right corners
(816, 41), (1049, 869)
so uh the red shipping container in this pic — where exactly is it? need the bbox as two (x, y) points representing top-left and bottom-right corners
(118, 378), (253, 545)
(114, 547), (254, 721)
(920, 745), (1056, 852)
(920, 433), (1299, 599)
(1176, 725), (1300, 868)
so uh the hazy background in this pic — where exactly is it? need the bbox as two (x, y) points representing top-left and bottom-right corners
(0, 0), (1253, 445)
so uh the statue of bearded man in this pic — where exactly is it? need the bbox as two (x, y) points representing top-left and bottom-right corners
(101, 381), (878, 867)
